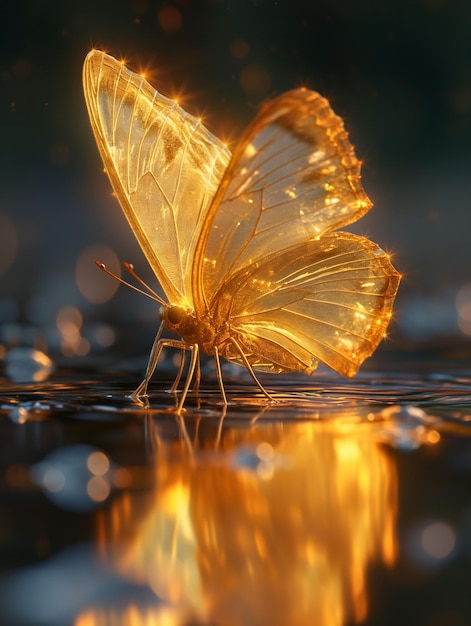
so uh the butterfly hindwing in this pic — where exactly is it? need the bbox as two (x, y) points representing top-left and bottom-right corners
(219, 232), (400, 376)
(83, 50), (231, 306)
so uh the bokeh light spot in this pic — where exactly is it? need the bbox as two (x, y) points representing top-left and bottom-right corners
(43, 468), (66, 493)
(257, 460), (275, 481)
(230, 39), (250, 59)
(4, 347), (53, 383)
(456, 283), (471, 335)
(76, 245), (121, 304)
(93, 324), (116, 348)
(75, 337), (90, 356)
(256, 441), (274, 462)
(426, 430), (440, 444)
(157, 5), (182, 33)
(57, 306), (89, 357)
(12, 58), (31, 78)
(421, 521), (456, 560)
(57, 305), (82, 332)
(240, 62), (271, 96)
(87, 476), (110, 503)
(112, 467), (132, 488)
(87, 451), (110, 476)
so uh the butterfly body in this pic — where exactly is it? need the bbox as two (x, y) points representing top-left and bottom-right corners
(83, 50), (400, 410)
(159, 304), (220, 354)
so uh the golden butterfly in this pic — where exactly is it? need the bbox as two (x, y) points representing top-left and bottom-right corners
(83, 50), (400, 411)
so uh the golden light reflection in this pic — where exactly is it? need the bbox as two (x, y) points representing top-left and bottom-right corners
(75, 605), (184, 626)
(92, 416), (398, 626)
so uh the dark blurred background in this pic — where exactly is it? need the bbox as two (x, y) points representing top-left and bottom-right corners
(1, 0), (471, 365)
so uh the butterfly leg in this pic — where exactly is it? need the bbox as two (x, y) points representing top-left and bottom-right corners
(132, 324), (194, 403)
(228, 337), (276, 402)
(170, 348), (186, 392)
(172, 349), (201, 394)
(213, 346), (228, 405)
(176, 343), (199, 413)
(132, 322), (165, 398)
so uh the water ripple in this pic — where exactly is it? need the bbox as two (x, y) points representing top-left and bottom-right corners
(1, 367), (471, 429)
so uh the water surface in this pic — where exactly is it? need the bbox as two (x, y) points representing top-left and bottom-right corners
(1, 363), (470, 626)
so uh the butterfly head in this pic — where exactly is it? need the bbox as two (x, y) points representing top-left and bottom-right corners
(159, 304), (184, 328)
(159, 304), (218, 352)
(159, 304), (199, 340)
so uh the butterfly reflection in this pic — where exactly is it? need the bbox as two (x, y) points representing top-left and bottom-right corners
(83, 51), (400, 410)
(90, 416), (398, 626)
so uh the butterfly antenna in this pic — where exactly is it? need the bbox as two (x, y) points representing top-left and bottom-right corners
(123, 262), (163, 301)
(95, 261), (166, 305)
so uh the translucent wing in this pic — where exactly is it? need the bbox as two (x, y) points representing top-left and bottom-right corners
(193, 88), (372, 312)
(219, 232), (400, 377)
(83, 50), (231, 306)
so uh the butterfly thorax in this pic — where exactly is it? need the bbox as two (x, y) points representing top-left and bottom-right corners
(159, 305), (230, 355)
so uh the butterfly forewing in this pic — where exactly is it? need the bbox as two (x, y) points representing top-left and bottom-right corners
(193, 89), (372, 312)
(220, 233), (400, 377)
(83, 50), (231, 306)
